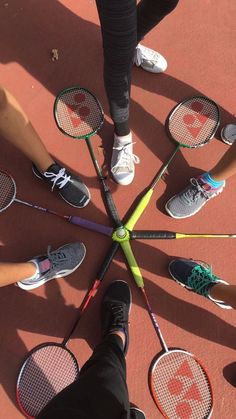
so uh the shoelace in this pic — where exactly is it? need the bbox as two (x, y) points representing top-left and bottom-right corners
(109, 302), (128, 327)
(43, 168), (71, 191)
(183, 178), (212, 202)
(134, 45), (160, 66)
(111, 142), (140, 173)
(188, 263), (218, 296)
(47, 245), (69, 269)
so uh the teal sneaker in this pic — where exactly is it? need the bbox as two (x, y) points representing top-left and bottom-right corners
(168, 258), (232, 309)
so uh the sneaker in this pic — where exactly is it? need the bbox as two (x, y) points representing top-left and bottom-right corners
(165, 177), (225, 219)
(101, 280), (132, 355)
(111, 134), (140, 185)
(133, 43), (167, 73)
(168, 258), (232, 309)
(32, 163), (90, 208)
(130, 407), (146, 419)
(221, 124), (236, 145)
(17, 242), (86, 290)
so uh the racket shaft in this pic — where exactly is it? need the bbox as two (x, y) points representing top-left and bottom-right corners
(125, 147), (180, 232)
(15, 198), (112, 236)
(62, 242), (119, 345)
(85, 137), (122, 227)
(120, 240), (144, 288)
(141, 288), (168, 352)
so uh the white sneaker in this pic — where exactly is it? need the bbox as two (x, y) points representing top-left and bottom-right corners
(221, 124), (236, 145)
(133, 43), (167, 73)
(111, 133), (140, 185)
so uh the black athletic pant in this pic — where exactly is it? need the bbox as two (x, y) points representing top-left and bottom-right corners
(37, 335), (132, 419)
(95, 0), (179, 135)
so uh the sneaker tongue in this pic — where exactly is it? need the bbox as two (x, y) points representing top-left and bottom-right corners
(38, 258), (51, 273)
(45, 163), (60, 173)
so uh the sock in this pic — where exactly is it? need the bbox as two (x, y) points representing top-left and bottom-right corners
(23, 258), (51, 282)
(200, 172), (225, 188)
(114, 132), (132, 145)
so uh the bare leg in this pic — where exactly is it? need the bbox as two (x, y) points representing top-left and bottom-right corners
(210, 284), (236, 310)
(210, 141), (236, 181)
(0, 87), (54, 172)
(0, 261), (36, 287)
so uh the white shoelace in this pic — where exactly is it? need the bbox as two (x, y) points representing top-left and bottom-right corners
(43, 168), (71, 191)
(134, 45), (160, 66)
(111, 142), (140, 173)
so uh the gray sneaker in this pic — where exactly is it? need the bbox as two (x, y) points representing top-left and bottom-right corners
(165, 177), (225, 219)
(17, 242), (86, 290)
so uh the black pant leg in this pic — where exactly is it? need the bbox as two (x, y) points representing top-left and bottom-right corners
(37, 335), (130, 419)
(95, 0), (137, 126)
(137, 0), (179, 42)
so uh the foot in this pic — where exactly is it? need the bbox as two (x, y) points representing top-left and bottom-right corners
(133, 43), (167, 73)
(221, 124), (236, 145)
(101, 280), (132, 355)
(32, 163), (90, 208)
(17, 242), (86, 290)
(130, 407), (146, 419)
(111, 133), (140, 185)
(165, 175), (225, 219)
(168, 258), (232, 309)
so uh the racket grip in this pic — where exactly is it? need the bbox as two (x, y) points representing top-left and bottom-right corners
(97, 241), (120, 280)
(103, 188), (122, 227)
(131, 230), (176, 239)
(125, 190), (153, 232)
(120, 241), (144, 288)
(69, 216), (113, 236)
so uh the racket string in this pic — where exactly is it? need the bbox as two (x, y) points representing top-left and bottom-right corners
(56, 89), (104, 137)
(17, 345), (79, 417)
(0, 171), (16, 212)
(151, 351), (212, 418)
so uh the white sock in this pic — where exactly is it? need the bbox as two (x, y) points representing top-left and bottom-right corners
(114, 132), (132, 145)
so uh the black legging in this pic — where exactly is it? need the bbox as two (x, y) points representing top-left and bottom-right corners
(95, 0), (179, 135)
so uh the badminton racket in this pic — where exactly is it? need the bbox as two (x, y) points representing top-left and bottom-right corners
(16, 241), (119, 418)
(0, 170), (113, 237)
(120, 241), (213, 418)
(130, 230), (236, 239)
(54, 86), (122, 227)
(125, 96), (220, 232)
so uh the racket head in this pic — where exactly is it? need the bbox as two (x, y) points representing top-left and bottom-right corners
(54, 86), (104, 139)
(166, 96), (220, 149)
(150, 349), (213, 419)
(16, 342), (79, 418)
(0, 170), (16, 212)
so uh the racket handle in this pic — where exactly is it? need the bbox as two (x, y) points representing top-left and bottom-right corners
(102, 184), (122, 227)
(69, 216), (113, 236)
(125, 190), (153, 232)
(120, 240), (144, 288)
(131, 230), (176, 239)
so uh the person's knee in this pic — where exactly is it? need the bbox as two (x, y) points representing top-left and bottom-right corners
(0, 87), (7, 110)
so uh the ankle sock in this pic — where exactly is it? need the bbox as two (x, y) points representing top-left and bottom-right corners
(114, 132), (132, 145)
(200, 172), (225, 188)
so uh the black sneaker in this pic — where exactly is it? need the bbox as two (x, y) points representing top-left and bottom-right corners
(32, 163), (90, 208)
(130, 407), (146, 419)
(101, 280), (131, 355)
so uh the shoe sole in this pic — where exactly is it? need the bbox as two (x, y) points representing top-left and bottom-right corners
(165, 188), (224, 219)
(17, 243), (86, 290)
(32, 165), (91, 208)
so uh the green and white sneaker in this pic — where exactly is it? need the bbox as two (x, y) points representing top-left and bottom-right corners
(165, 176), (225, 219)
(17, 242), (86, 290)
(168, 258), (232, 309)
(133, 44), (167, 73)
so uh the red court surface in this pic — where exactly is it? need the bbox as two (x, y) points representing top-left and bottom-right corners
(0, 1), (236, 418)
